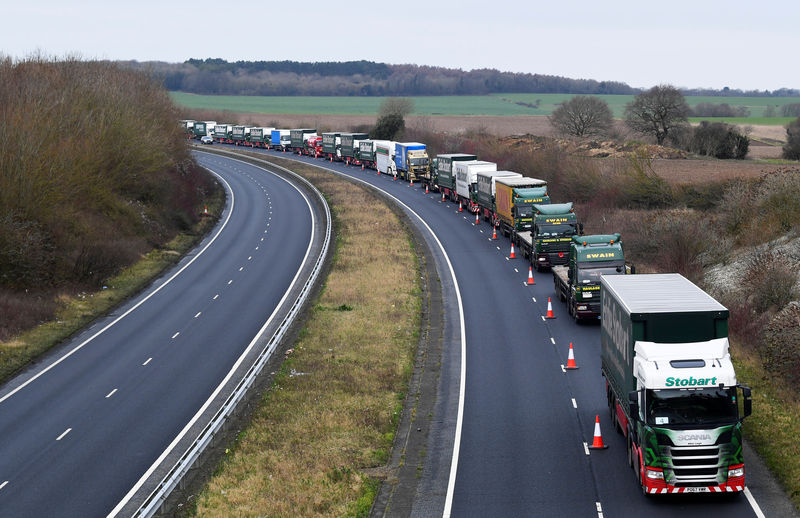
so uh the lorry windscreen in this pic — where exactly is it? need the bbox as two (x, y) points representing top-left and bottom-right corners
(410, 157), (429, 166)
(537, 224), (575, 237)
(577, 264), (624, 284)
(646, 388), (738, 426)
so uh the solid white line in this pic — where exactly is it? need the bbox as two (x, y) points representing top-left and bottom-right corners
(0, 481), (8, 490)
(171, 332), (180, 340)
(142, 358), (152, 366)
(194, 312), (201, 318)
(0, 169), (235, 405)
(106, 389), (117, 398)
(56, 428), (72, 441)
(744, 487), (767, 518)
(572, 398), (577, 408)
(109, 153), (320, 517)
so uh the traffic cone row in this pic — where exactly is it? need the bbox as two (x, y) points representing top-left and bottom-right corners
(441, 191), (445, 203)
(425, 184), (429, 194)
(565, 342), (578, 369)
(527, 266), (535, 285)
(491, 224), (497, 240)
(458, 201), (463, 212)
(475, 212), (480, 225)
(509, 242), (516, 259)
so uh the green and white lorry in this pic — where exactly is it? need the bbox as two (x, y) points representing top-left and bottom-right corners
(552, 233), (626, 320)
(494, 176), (549, 236)
(523, 202), (580, 271)
(601, 273), (752, 495)
(433, 154), (477, 200)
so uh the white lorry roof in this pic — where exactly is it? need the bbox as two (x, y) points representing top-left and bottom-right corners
(602, 274), (727, 314)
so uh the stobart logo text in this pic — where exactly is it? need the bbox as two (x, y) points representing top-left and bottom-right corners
(666, 376), (718, 387)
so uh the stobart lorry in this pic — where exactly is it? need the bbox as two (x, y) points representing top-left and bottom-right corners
(475, 170), (522, 221)
(433, 154), (477, 200)
(341, 133), (369, 165)
(523, 203), (580, 271)
(601, 273), (752, 495)
(290, 128), (316, 153)
(493, 176), (549, 236)
(250, 127), (274, 148)
(552, 233), (626, 320)
(455, 161), (497, 212)
(321, 132), (341, 160)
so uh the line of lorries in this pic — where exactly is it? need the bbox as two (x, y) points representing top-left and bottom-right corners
(184, 118), (753, 497)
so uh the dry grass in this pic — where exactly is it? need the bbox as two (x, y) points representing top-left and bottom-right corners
(192, 158), (419, 517)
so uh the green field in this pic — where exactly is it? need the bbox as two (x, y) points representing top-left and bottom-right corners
(170, 92), (800, 125)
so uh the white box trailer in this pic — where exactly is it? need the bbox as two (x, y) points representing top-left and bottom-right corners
(374, 141), (397, 175)
(455, 160), (497, 208)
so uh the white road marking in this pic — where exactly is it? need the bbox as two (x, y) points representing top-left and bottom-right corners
(172, 332), (180, 339)
(496, 246), (500, 250)
(227, 280), (232, 285)
(194, 312), (202, 318)
(106, 389), (117, 398)
(551, 337), (556, 344)
(561, 364), (566, 373)
(514, 268), (518, 273)
(572, 398), (577, 408)
(0, 481), (8, 490)
(239, 267), (244, 271)
(142, 358), (152, 366)
(213, 294), (219, 300)
(248, 256), (252, 261)
(56, 428), (72, 441)
(744, 487), (767, 518)
(0, 169), (236, 405)
(541, 315), (546, 321)
(596, 502), (604, 518)
(583, 442), (590, 455)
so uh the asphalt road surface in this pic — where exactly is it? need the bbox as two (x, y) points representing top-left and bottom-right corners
(0, 153), (323, 517)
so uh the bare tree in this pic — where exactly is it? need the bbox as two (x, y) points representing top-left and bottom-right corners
(624, 85), (690, 145)
(378, 97), (414, 118)
(548, 95), (613, 138)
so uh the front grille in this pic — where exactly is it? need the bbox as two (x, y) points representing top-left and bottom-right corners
(664, 445), (722, 484)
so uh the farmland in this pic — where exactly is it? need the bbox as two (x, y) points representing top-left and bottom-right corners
(171, 92), (800, 124)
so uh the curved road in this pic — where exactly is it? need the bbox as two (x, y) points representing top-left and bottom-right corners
(233, 146), (789, 518)
(0, 153), (325, 516)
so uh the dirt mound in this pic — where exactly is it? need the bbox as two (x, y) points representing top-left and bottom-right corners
(497, 134), (687, 159)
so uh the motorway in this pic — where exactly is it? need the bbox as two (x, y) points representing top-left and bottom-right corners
(228, 146), (788, 517)
(0, 153), (326, 516)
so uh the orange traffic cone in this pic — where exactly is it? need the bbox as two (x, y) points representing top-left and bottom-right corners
(492, 224), (497, 240)
(362, 164), (365, 170)
(425, 184), (429, 194)
(203, 205), (208, 215)
(565, 342), (579, 369)
(509, 242), (516, 259)
(527, 266), (535, 285)
(545, 297), (556, 318)
(441, 191), (445, 202)
(589, 415), (608, 449)
(475, 212), (480, 225)
(459, 201), (463, 212)
(410, 177), (414, 187)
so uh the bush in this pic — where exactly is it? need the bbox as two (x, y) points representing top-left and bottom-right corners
(690, 103), (750, 118)
(616, 148), (675, 208)
(688, 122), (749, 159)
(761, 302), (800, 384)
(741, 251), (799, 313)
(783, 117), (800, 160)
(780, 103), (800, 117)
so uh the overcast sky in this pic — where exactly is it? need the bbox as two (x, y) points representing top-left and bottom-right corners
(2, 0), (798, 91)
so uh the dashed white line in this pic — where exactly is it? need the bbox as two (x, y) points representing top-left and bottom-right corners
(571, 398), (577, 408)
(248, 256), (252, 261)
(228, 280), (233, 285)
(496, 246), (500, 250)
(532, 297), (537, 302)
(551, 337), (556, 344)
(0, 481), (8, 490)
(142, 358), (152, 366)
(213, 294), (219, 300)
(514, 268), (519, 273)
(541, 315), (546, 321)
(239, 267), (244, 271)
(560, 364), (566, 373)
(56, 428), (72, 441)
(194, 312), (202, 318)
(106, 389), (117, 398)
(172, 332), (180, 339)
(596, 502), (604, 518)
(583, 442), (590, 455)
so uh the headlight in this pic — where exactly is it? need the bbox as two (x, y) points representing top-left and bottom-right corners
(577, 305), (588, 311)
(728, 466), (744, 478)
(538, 257), (546, 261)
(646, 468), (664, 480)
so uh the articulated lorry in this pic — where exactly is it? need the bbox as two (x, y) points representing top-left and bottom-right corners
(455, 161), (497, 212)
(375, 141), (397, 175)
(521, 203), (580, 271)
(321, 132), (341, 160)
(249, 127), (274, 148)
(601, 273), (752, 495)
(476, 170), (523, 221)
(192, 121), (215, 139)
(358, 140), (377, 169)
(394, 142), (430, 182)
(553, 233), (626, 320)
(214, 124), (232, 143)
(433, 154), (477, 200)
(290, 128), (316, 153)
(231, 125), (249, 145)
(342, 133), (370, 165)
(494, 176), (549, 236)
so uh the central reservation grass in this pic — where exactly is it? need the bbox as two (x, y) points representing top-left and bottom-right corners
(191, 155), (420, 517)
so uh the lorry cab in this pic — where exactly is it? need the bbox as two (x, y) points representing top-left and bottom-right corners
(532, 203), (579, 270)
(564, 233), (626, 319)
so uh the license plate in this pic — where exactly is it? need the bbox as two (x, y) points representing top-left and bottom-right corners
(682, 487), (710, 493)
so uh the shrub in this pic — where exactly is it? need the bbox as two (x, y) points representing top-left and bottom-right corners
(616, 148), (675, 208)
(761, 302), (800, 384)
(690, 103), (750, 118)
(780, 103), (800, 117)
(756, 169), (800, 235)
(783, 117), (800, 160)
(741, 251), (799, 313)
(688, 122), (749, 159)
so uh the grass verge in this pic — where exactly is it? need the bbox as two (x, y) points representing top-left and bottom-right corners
(190, 158), (420, 517)
(0, 185), (225, 382)
(732, 343), (800, 507)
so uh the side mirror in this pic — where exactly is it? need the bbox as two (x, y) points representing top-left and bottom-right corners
(628, 391), (639, 420)
(630, 264), (636, 275)
(578, 222), (584, 235)
(741, 386), (752, 418)
(567, 268), (573, 280)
